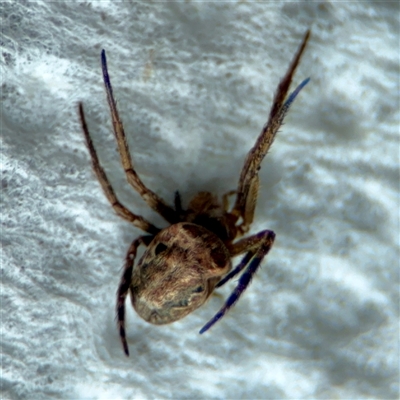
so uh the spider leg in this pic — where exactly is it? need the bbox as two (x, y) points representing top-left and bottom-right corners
(232, 30), (311, 232)
(174, 190), (183, 215)
(101, 50), (179, 224)
(222, 190), (236, 212)
(215, 251), (254, 288)
(79, 103), (160, 235)
(216, 232), (268, 287)
(199, 229), (275, 334)
(116, 235), (152, 356)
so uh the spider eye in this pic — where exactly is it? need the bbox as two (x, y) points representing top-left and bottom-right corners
(193, 286), (204, 293)
(154, 242), (168, 256)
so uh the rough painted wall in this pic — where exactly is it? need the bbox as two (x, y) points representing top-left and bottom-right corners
(2, 2), (398, 399)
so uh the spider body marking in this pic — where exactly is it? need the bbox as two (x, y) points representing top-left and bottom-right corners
(131, 222), (231, 325)
(79, 30), (311, 356)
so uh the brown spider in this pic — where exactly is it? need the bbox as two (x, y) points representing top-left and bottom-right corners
(79, 30), (311, 356)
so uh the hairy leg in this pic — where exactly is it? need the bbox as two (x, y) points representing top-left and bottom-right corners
(79, 103), (160, 235)
(232, 30), (311, 231)
(101, 50), (179, 224)
(199, 229), (275, 334)
(216, 229), (275, 287)
(116, 235), (152, 356)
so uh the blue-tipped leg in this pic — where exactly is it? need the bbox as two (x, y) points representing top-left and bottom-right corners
(283, 77), (310, 109)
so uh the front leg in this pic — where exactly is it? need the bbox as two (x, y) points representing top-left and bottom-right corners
(232, 30), (310, 226)
(101, 50), (179, 224)
(238, 174), (259, 234)
(116, 235), (152, 356)
(199, 229), (275, 334)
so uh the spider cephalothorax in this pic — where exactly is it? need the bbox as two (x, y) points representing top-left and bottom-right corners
(79, 30), (311, 356)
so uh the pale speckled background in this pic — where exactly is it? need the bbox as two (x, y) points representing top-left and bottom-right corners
(1, 2), (399, 399)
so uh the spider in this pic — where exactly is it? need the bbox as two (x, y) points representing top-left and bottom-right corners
(78, 30), (311, 356)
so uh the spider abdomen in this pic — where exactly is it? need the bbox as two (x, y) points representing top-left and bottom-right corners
(130, 222), (232, 325)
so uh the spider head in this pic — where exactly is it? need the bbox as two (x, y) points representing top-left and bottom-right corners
(130, 222), (231, 325)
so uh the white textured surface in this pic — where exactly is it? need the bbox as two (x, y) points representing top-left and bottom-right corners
(1, 2), (399, 399)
